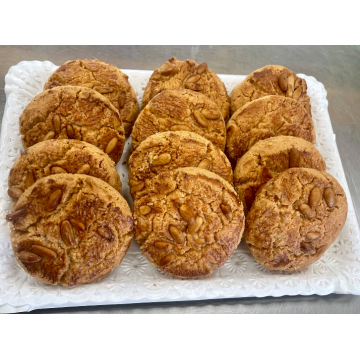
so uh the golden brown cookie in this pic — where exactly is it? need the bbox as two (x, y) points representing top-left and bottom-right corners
(44, 59), (139, 136)
(226, 95), (316, 162)
(245, 168), (347, 271)
(131, 89), (226, 151)
(142, 57), (230, 121)
(8, 139), (122, 209)
(6, 174), (133, 286)
(230, 65), (311, 116)
(129, 131), (233, 199)
(134, 167), (245, 278)
(19, 86), (125, 164)
(234, 136), (326, 213)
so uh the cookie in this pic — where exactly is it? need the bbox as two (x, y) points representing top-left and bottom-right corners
(134, 167), (244, 278)
(226, 95), (316, 162)
(234, 136), (326, 213)
(131, 89), (226, 151)
(6, 174), (133, 286)
(44, 59), (139, 136)
(19, 86), (125, 164)
(245, 168), (347, 271)
(142, 57), (230, 121)
(230, 65), (311, 116)
(129, 131), (233, 199)
(8, 139), (122, 208)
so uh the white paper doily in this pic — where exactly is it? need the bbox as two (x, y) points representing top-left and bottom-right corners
(1, 61), (360, 313)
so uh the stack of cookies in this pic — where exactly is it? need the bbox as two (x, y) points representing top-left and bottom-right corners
(130, 57), (245, 278)
(6, 57), (349, 287)
(6, 59), (137, 286)
(228, 65), (347, 271)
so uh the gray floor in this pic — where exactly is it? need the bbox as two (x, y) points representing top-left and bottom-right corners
(1, 46), (359, 313)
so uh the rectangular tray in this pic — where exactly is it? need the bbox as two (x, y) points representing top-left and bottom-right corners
(1, 61), (360, 313)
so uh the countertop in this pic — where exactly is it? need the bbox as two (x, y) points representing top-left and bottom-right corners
(1, 45), (359, 314)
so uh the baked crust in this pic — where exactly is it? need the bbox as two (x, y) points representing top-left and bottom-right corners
(132, 89), (226, 151)
(245, 168), (347, 271)
(234, 136), (326, 213)
(7, 174), (133, 286)
(8, 139), (122, 209)
(230, 65), (311, 116)
(19, 86), (125, 164)
(129, 131), (233, 199)
(133, 167), (244, 278)
(142, 57), (230, 121)
(226, 95), (316, 162)
(44, 59), (139, 136)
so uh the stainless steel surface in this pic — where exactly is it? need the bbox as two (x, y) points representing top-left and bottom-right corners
(1, 45), (359, 314)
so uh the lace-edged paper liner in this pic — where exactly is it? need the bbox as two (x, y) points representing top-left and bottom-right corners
(1, 61), (360, 313)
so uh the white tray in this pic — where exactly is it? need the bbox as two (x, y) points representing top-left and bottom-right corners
(1, 61), (360, 313)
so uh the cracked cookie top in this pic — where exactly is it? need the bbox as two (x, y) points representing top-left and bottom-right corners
(19, 86), (125, 164)
(8, 139), (122, 209)
(6, 174), (133, 286)
(129, 131), (233, 199)
(134, 167), (244, 278)
(230, 65), (311, 116)
(131, 89), (226, 151)
(234, 136), (326, 214)
(44, 59), (139, 137)
(142, 57), (230, 121)
(245, 168), (347, 271)
(226, 95), (316, 162)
